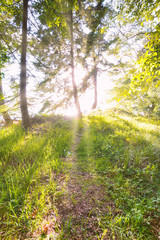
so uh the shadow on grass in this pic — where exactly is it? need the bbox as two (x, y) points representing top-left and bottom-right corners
(0, 120), (72, 238)
(74, 114), (160, 239)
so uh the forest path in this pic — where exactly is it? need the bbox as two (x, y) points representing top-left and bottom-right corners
(55, 120), (112, 240)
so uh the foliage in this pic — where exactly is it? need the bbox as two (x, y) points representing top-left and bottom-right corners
(0, 116), (72, 238)
(111, 0), (160, 116)
(112, 23), (160, 116)
(1, 111), (160, 239)
(0, 0), (22, 122)
(76, 111), (160, 239)
(31, 0), (84, 113)
(130, 24), (160, 112)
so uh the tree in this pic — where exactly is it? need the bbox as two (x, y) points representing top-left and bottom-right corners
(129, 24), (160, 115)
(31, 0), (83, 116)
(0, 0), (22, 124)
(69, 4), (82, 115)
(0, 0), (31, 123)
(110, 0), (160, 115)
(0, 62), (12, 125)
(30, 0), (118, 115)
(20, 0), (30, 128)
(79, 0), (117, 109)
(0, 28), (12, 125)
(92, 58), (98, 109)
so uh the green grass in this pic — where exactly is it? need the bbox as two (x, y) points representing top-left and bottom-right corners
(77, 111), (160, 239)
(0, 116), (72, 239)
(1, 111), (160, 239)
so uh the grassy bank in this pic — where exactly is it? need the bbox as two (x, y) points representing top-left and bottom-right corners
(77, 111), (160, 239)
(0, 111), (160, 239)
(0, 116), (72, 239)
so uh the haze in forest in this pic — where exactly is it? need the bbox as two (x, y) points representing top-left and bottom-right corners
(0, 0), (158, 127)
(0, 1), (160, 239)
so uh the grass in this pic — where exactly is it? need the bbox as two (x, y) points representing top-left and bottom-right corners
(0, 116), (72, 239)
(76, 111), (160, 239)
(0, 111), (160, 239)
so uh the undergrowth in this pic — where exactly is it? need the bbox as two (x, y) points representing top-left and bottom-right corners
(77, 111), (160, 239)
(0, 116), (72, 239)
(1, 111), (160, 239)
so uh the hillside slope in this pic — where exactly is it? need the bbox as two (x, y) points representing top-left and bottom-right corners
(0, 112), (160, 239)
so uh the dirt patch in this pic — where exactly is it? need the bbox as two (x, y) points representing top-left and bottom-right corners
(55, 130), (115, 240)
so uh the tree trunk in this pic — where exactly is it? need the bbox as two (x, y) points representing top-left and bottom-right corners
(20, 0), (30, 128)
(70, 9), (82, 116)
(92, 66), (98, 110)
(0, 72), (12, 125)
(150, 101), (156, 113)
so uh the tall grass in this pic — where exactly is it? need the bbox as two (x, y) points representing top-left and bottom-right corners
(1, 112), (159, 239)
(77, 111), (160, 239)
(0, 117), (72, 239)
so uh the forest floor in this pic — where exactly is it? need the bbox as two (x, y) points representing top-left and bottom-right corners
(54, 124), (113, 239)
(0, 111), (160, 239)
(23, 120), (113, 240)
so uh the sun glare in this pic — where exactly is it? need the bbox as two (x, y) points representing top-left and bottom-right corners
(60, 66), (114, 116)
(4, 63), (114, 117)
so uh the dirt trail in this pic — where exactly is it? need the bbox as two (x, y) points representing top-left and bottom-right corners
(55, 125), (113, 240)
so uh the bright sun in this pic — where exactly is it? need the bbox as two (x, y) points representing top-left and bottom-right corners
(62, 67), (114, 116)
(3, 63), (114, 117)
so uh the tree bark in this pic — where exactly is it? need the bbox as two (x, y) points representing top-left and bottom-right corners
(70, 9), (82, 116)
(92, 64), (98, 110)
(0, 72), (12, 125)
(20, 0), (30, 128)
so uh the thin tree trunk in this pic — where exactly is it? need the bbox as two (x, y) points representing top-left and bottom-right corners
(20, 0), (30, 128)
(92, 66), (98, 110)
(0, 72), (12, 125)
(70, 9), (82, 116)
